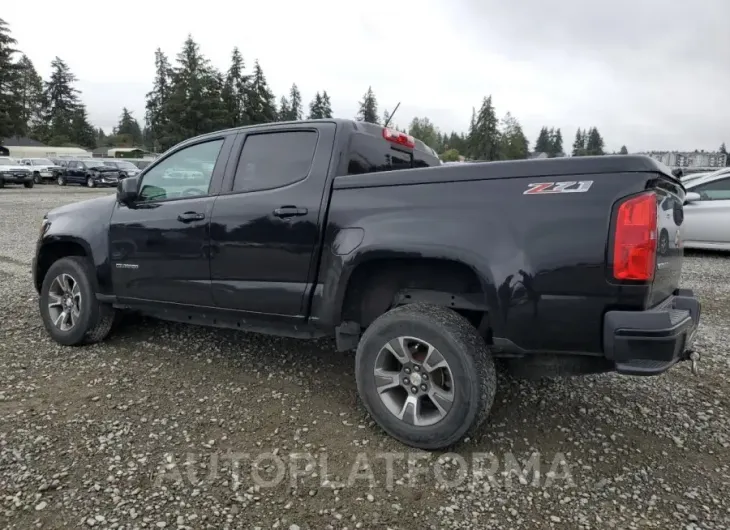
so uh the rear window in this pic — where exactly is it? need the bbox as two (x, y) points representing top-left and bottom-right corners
(344, 133), (439, 176)
(233, 131), (318, 192)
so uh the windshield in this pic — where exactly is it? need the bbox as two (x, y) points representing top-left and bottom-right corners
(686, 168), (730, 189)
(32, 158), (54, 165)
(102, 161), (119, 167)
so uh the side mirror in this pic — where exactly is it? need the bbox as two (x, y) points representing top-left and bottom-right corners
(684, 191), (702, 204)
(117, 176), (140, 205)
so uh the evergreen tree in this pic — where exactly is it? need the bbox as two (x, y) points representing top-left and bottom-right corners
(308, 92), (324, 119)
(221, 47), (248, 128)
(320, 91), (332, 118)
(44, 57), (82, 145)
(246, 60), (277, 124)
(144, 48), (172, 151)
(115, 107), (143, 145)
(278, 96), (290, 121)
(467, 96), (501, 161)
(159, 35), (228, 149)
(499, 112), (530, 160)
(619, 145), (629, 155)
(356, 86), (379, 124)
(0, 17), (21, 141)
(97, 127), (108, 147)
(586, 127), (605, 156)
(720, 142), (727, 154)
(13, 54), (45, 139)
(288, 83), (302, 120)
(408, 117), (439, 151)
(70, 107), (96, 149)
(535, 127), (551, 154)
(572, 128), (586, 156)
(550, 128), (563, 157)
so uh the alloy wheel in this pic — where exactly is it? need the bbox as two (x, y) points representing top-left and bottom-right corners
(47, 273), (82, 331)
(373, 336), (455, 426)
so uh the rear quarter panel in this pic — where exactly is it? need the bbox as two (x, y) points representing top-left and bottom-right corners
(316, 171), (665, 355)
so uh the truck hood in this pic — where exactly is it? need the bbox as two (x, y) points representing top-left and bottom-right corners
(0, 165), (31, 172)
(47, 194), (117, 220)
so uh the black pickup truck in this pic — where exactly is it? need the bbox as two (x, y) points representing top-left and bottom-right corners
(32, 119), (701, 449)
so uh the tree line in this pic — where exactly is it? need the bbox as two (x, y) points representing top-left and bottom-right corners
(2, 18), (726, 163)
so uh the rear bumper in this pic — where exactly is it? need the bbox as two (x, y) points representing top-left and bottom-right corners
(603, 289), (701, 376)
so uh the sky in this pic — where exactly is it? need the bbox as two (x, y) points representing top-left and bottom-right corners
(4, 0), (730, 153)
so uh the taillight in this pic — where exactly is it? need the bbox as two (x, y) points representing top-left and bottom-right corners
(382, 128), (415, 149)
(613, 191), (657, 281)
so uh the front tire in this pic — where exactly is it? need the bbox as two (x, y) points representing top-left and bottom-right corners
(33, 173), (42, 185)
(39, 257), (116, 346)
(57, 175), (66, 186)
(87, 177), (95, 188)
(355, 303), (496, 450)
(24, 180), (34, 188)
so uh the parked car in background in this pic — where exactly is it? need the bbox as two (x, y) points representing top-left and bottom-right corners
(0, 159), (33, 188)
(100, 159), (141, 179)
(57, 159), (122, 188)
(19, 158), (64, 184)
(682, 170), (730, 251)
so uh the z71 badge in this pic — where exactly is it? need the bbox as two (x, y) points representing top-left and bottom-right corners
(524, 181), (594, 195)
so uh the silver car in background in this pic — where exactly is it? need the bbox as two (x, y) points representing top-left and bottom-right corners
(682, 168), (730, 251)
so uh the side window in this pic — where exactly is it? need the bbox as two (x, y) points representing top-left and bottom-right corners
(139, 139), (224, 202)
(68, 161), (78, 169)
(232, 131), (318, 193)
(693, 177), (730, 201)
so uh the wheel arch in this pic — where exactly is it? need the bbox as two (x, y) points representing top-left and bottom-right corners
(333, 250), (497, 347)
(35, 238), (93, 293)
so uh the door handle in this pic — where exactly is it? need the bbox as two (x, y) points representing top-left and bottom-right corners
(177, 211), (206, 223)
(273, 206), (308, 218)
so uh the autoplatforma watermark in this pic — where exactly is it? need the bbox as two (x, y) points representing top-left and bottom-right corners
(154, 450), (574, 491)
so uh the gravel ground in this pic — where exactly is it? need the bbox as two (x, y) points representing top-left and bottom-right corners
(1, 186), (729, 529)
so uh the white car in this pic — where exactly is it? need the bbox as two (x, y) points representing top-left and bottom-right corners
(681, 169), (730, 251)
(19, 158), (63, 184)
(0, 159), (34, 188)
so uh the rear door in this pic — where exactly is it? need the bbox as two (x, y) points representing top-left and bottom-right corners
(209, 122), (336, 317)
(684, 175), (730, 246)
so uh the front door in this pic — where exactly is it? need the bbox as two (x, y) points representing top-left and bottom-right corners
(684, 175), (730, 247)
(209, 124), (336, 317)
(109, 137), (230, 306)
(66, 161), (83, 183)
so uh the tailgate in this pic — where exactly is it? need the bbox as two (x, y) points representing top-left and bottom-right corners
(649, 176), (686, 307)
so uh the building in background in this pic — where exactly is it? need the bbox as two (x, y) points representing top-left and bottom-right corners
(1, 137), (91, 159)
(93, 147), (155, 159)
(640, 151), (727, 169)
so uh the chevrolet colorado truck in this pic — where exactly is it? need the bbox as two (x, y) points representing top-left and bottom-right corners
(32, 119), (701, 449)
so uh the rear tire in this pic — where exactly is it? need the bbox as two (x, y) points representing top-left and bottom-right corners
(33, 173), (42, 185)
(39, 257), (116, 346)
(355, 303), (496, 450)
(0, 178), (4, 188)
(24, 180), (34, 188)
